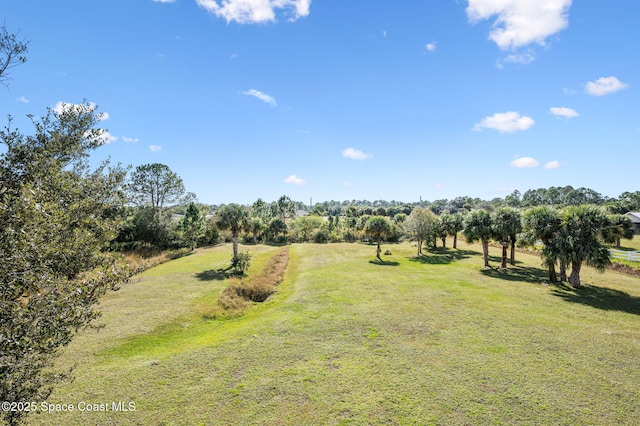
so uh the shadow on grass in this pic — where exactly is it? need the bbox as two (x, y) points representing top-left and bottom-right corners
(195, 266), (235, 281)
(482, 266), (640, 315)
(551, 284), (640, 315)
(480, 265), (549, 283)
(369, 259), (400, 266)
(409, 248), (478, 265)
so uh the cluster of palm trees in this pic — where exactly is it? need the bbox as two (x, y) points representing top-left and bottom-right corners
(397, 205), (634, 288)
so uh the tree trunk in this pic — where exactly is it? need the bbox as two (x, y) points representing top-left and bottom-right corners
(417, 239), (422, 255)
(501, 240), (508, 268)
(616, 238), (621, 248)
(482, 238), (490, 268)
(510, 237), (516, 265)
(547, 261), (558, 283)
(441, 237), (446, 248)
(569, 261), (582, 288)
(453, 233), (458, 249)
(376, 236), (382, 261)
(559, 259), (567, 282)
(232, 232), (239, 264)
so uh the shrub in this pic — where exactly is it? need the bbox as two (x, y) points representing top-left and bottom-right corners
(384, 249), (392, 255)
(234, 251), (253, 275)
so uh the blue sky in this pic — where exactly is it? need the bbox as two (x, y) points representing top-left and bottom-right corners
(1, 0), (638, 205)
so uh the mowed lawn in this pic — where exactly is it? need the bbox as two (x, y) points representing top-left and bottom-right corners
(27, 239), (640, 425)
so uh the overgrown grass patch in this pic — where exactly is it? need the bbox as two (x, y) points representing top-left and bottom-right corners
(27, 240), (640, 425)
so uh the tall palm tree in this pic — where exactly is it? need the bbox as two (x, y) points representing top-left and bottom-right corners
(463, 209), (493, 268)
(522, 206), (561, 282)
(216, 203), (248, 264)
(493, 207), (522, 267)
(365, 216), (391, 260)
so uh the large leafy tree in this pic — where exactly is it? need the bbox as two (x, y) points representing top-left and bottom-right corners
(364, 216), (391, 260)
(463, 209), (493, 268)
(602, 214), (635, 248)
(126, 163), (191, 248)
(216, 203), (248, 263)
(403, 208), (440, 255)
(0, 103), (127, 426)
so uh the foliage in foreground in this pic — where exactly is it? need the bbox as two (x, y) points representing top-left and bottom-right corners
(0, 104), (128, 425)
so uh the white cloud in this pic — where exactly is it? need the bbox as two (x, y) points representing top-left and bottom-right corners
(510, 157), (539, 168)
(242, 89), (277, 106)
(426, 42), (437, 52)
(97, 130), (117, 144)
(545, 160), (561, 169)
(473, 111), (535, 133)
(342, 148), (373, 161)
(435, 183), (447, 189)
(123, 136), (139, 143)
(466, 0), (572, 50)
(382, 30), (387, 38)
(152, 0), (175, 2)
(16, 96), (29, 103)
(585, 76), (629, 96)
(284, 174), (306, 185)
(344, 181), (355, 188)
(550, 106), (579, 118)
(196, 0), (311, 24)
(149, 145), (162, 152)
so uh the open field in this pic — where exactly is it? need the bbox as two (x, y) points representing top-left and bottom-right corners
(27, 240), (640, 425)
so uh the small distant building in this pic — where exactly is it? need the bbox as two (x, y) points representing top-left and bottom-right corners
(625, 212), (640, 235)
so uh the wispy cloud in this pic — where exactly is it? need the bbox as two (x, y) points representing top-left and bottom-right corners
(242, 89), (277, 107)
(16, 96), (29, 103)
(123, 136), (139, 143)
(498, 51), (536, 67)
(425, 42), (437, 52)
(196, 0), (311, 24)
(152, 0), (175, 3)
(284, 174), (306, 185)
(435, 183), (447, 189)
(149, 145), (162, 152)
(344, 181), (355, 188)
(342, 148), (373, 161)
(510, 157), (539, 168)
(53, 101), (109, 121)
(466, 0), (572, 50)
(585, 76), (629, 96)
(473, 111), (535, 133)
(550, 107), (579, 118)
(545, 160), (561, 169)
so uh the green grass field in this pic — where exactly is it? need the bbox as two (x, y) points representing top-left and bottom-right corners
(27, 239), (640, 425)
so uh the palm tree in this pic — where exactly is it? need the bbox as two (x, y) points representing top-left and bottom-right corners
(602, 214), (635, 248)
(561, 205), (611, 288)
(216, 203), (248, 264)
(463, 209), (493, 268)
(365, 216), (391, 260)
(493, 207), (522, 267)
(522, 206), (561, 282)
(442, 212), (465, 249)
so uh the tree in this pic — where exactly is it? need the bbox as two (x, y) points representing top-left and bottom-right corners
(463, 209), (493, 268)
(365, 216), (392, 261)
(216, 203), (248, 264)
(267, 218), (287, 243)
(126, 163), (191, 248)
(179, 202), (206, 250)
(602, 214), (635, 248)
(127, 163), (188, 212)
(561, 206), (611, 288)
(493, 207), (522, 267)
(292, 215), (324, 242)
(521, 206), (561, 282)
(441, 212), (465, 249)
(403, 208), (439, 255)
(0, 23), (29, 87)
(0, 103), (127, 426)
